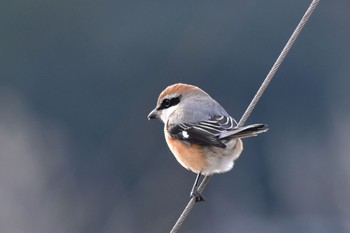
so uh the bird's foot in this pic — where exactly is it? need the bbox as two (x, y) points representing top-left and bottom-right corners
(190, 189), (205, 202)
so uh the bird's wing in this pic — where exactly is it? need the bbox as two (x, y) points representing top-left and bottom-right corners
(167, 115), (238, 148)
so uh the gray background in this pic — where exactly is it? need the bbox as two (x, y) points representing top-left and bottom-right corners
(1, 0), (349, 232)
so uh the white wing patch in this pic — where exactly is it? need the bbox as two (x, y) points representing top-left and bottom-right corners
(182, 130), (189, 139)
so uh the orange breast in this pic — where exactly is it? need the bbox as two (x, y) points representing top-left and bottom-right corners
(165, 134), (207, 173)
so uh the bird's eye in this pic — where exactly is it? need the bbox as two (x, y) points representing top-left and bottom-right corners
(163, 99), (171, 107)
(158, 96), (181, 110)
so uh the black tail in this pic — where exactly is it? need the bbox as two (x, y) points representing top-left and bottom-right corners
(219, 124), (268, 139)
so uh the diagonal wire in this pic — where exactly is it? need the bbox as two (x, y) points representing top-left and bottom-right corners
(170, 0), (320, 232)
(238, 0), (320, 127)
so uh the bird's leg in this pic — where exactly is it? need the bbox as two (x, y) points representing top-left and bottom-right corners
(190, 173), (205, 202)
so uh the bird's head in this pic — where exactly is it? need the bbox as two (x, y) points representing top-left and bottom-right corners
(148, 83), (207, 124)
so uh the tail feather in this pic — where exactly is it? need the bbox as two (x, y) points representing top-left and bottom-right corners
(219, 124), (268, 139)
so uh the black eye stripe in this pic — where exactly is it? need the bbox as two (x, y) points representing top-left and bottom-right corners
(158, 95), (181, 110)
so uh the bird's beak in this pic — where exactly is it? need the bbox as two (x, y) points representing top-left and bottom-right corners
(147, 108), (159, 120)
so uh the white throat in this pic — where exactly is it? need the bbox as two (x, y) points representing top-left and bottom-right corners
(159, 105), (178, 123)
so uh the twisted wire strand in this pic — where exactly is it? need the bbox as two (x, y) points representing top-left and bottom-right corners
(239, 0), (320, 127)
(170, 175), (212, 233)
(170, 1), (320, 232)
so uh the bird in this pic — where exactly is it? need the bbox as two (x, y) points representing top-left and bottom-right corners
(148, 83), (268, 202)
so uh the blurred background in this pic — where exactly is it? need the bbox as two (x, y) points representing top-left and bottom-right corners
(1, 0), (349, 232)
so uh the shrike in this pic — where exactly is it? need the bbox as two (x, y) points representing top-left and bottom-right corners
(148, 83), (268, 201)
